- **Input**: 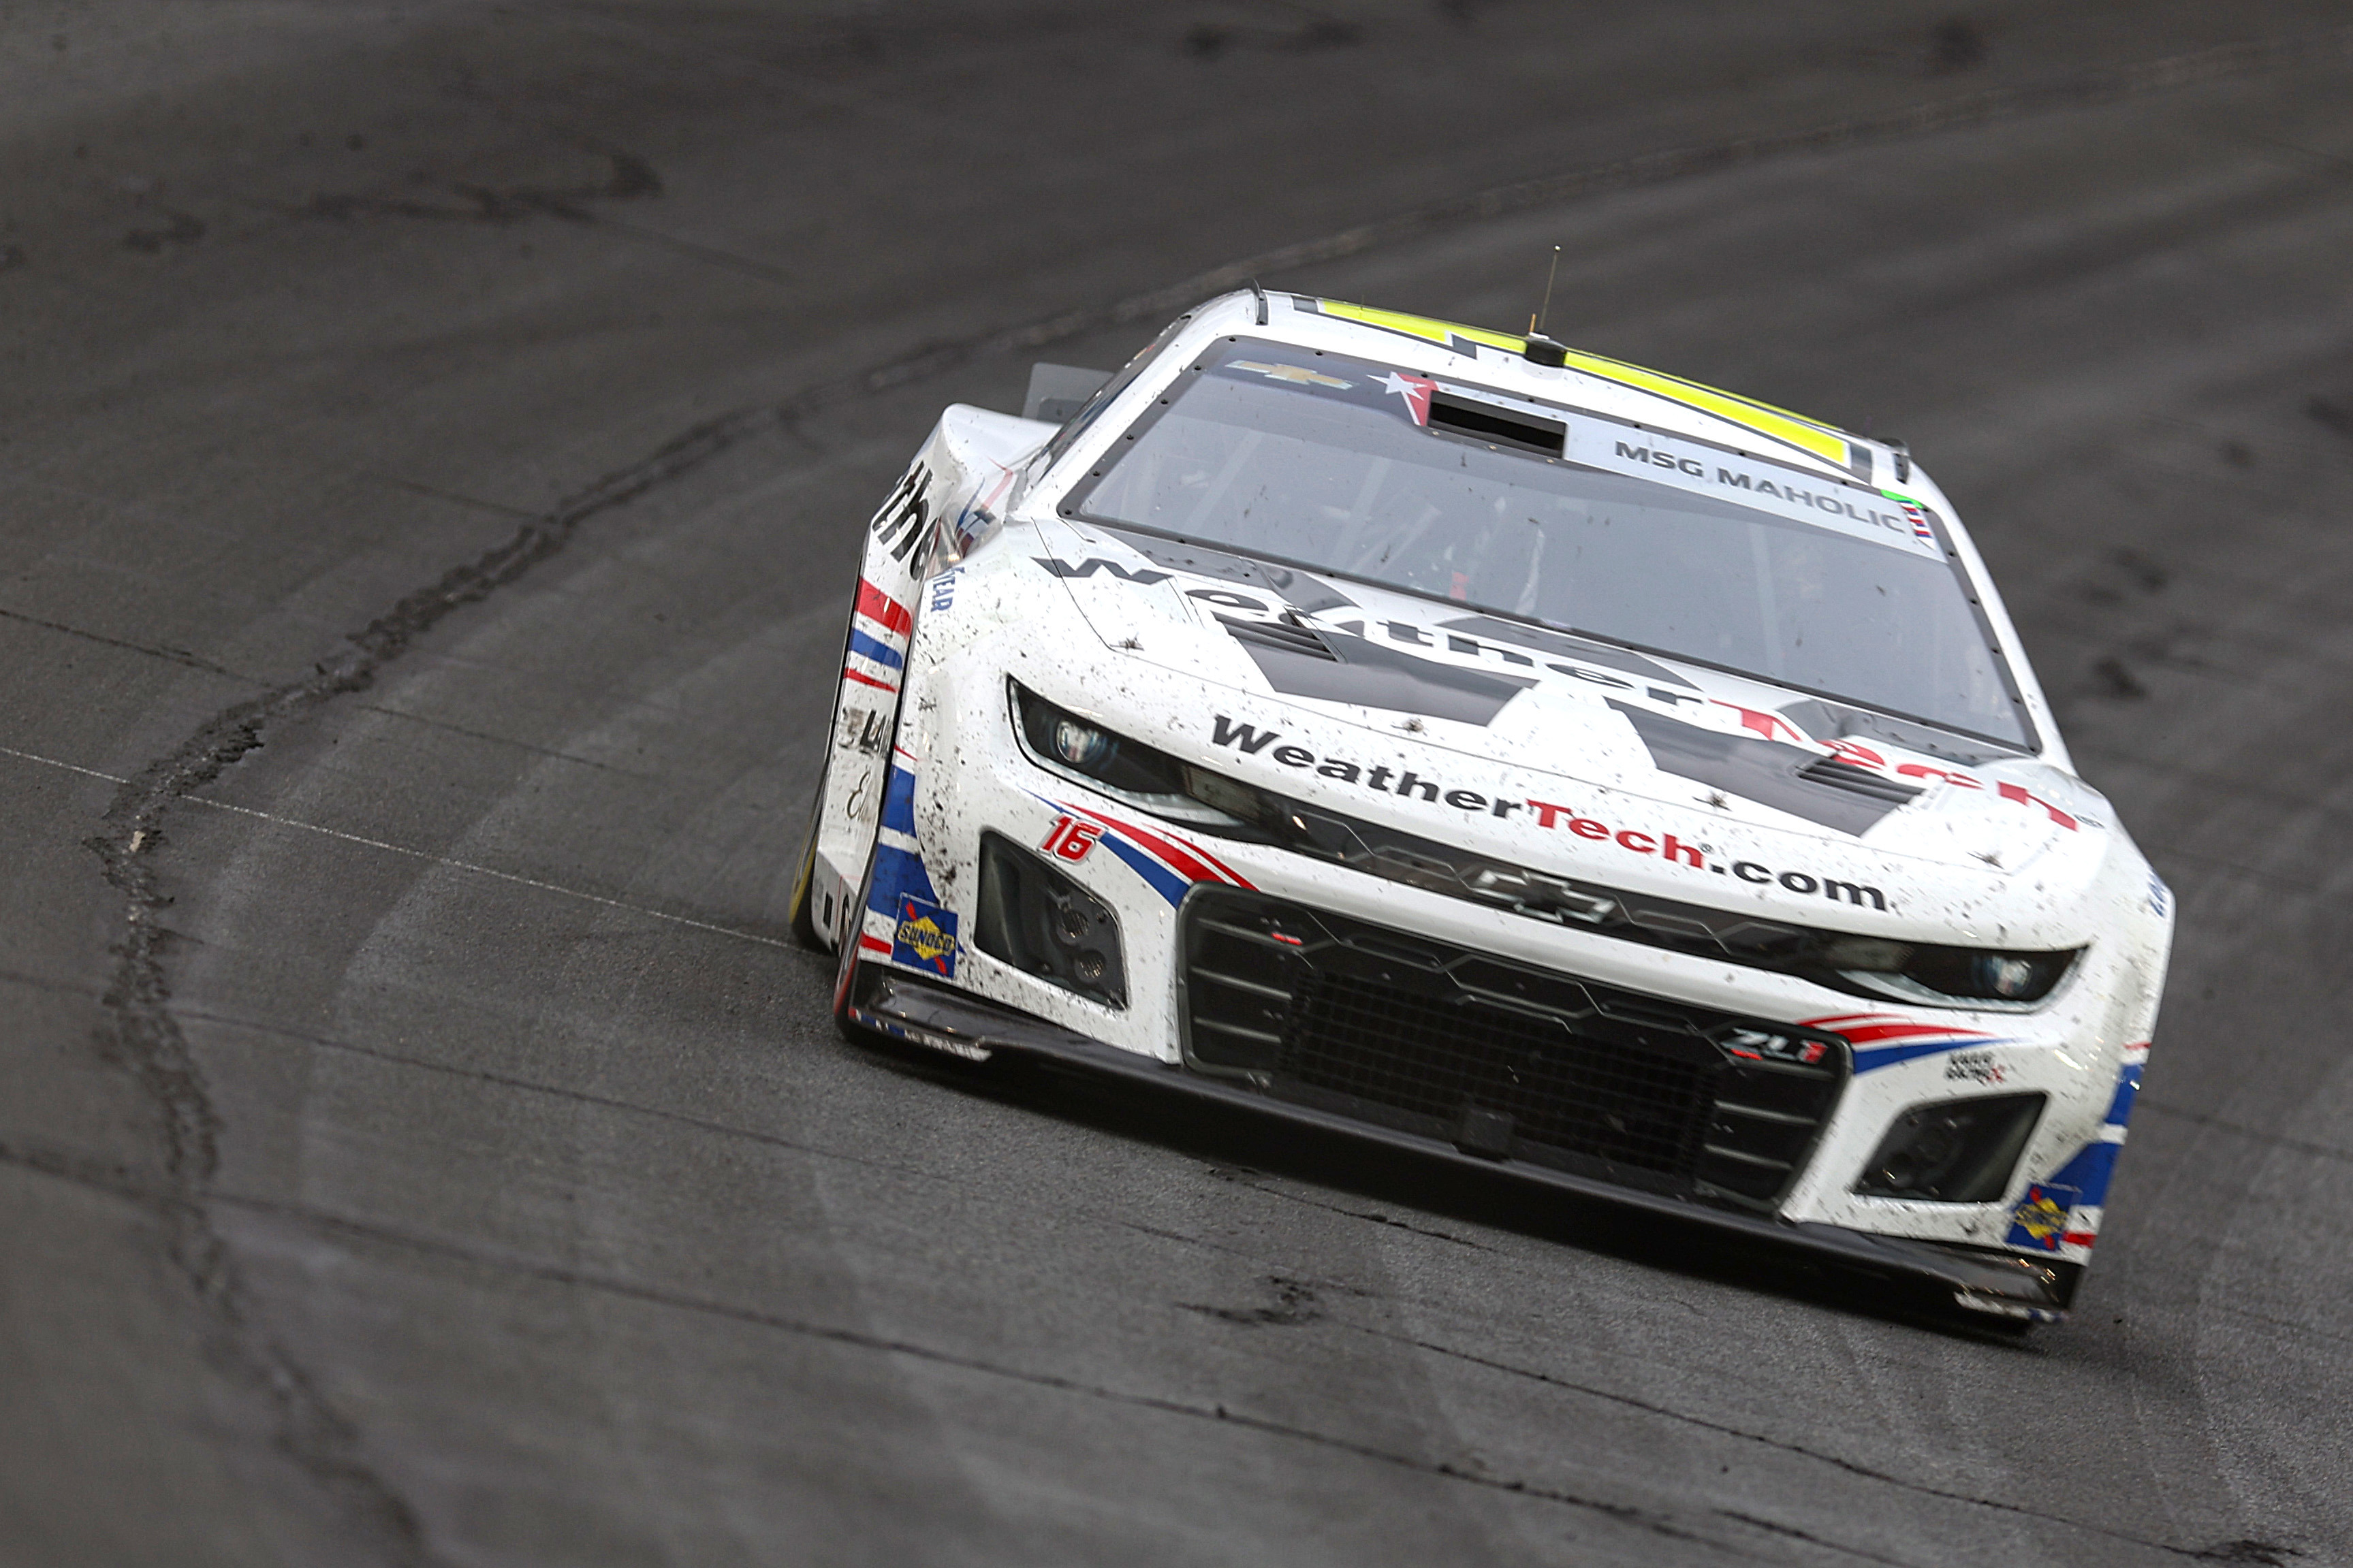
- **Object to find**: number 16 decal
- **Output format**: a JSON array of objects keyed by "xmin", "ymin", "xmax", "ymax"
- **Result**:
[{"xmin": 1041, "ymin": 814, "xmax": 1102, "ymax": 863}]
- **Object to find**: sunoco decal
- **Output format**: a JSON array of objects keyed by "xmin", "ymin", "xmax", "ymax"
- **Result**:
[
  {"xmin": 2002, "ymin": 1042, "xmax": 2147, "ymax": 1254},
  {"xmin": 892, "ymin": 895, "xmax": 960, "ymax": 978},
  {"xmin": 2006, "ymin": 1183, "xmax": 2081, "ymax": 1252}
]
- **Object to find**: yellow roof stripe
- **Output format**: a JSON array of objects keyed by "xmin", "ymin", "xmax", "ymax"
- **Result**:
[
  {"xmin": 1552, "ymin": 348, "xmax": 1853, "ymax": 471},
  {"xmin": 1315, "ymin": 300, "xmax": 1530, "ymax": 356},
  {"xmin": 1309, "ymin": 299, "xmax": 1857, "ymax": 473}
]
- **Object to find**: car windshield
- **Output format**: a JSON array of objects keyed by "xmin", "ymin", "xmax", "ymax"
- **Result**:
[{"xmin": 1071, "ymin": 342, "xmax": 2029, "ymax": 747}]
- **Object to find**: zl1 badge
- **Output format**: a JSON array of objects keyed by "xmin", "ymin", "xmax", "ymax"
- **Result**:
[{"xmin": 892, "ymin": 896, "xmax": 960, "ymax": 978}]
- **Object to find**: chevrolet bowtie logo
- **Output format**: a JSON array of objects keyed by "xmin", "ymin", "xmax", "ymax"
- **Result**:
[{"xmin": 1231, "ymin": 360, "xmax": 1352, "ymax": 389}]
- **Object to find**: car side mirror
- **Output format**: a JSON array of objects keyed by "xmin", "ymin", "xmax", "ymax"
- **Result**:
[{"xmin": 1023, "ymin": 362, "xmax": 1111, "ymax": 424}]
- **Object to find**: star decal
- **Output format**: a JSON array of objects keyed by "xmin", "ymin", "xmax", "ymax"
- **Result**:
[{"xmin": 1377, "ymin": 370, "xmax": 1435, "ymax": 426}]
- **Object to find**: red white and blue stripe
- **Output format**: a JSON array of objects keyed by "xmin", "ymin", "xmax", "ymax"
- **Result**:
[
  {"xmin": 1035, "ymin": 794, "xmax": 1254, "ymax": 906},
  {"xmin": 2016, "ymin": 1040, "xmax": 2148, "ymax": 1253},
  {"xmin": 844, "ymin": 577, "xmax": 912, "ymax": 694},
  {"xmin": 860, "ymin": 745, "xmax": 936, "ymax": 956},
  {"xmin": 1800, "ymin": 1012, "xmax": 2008, "ymax": 1072}
]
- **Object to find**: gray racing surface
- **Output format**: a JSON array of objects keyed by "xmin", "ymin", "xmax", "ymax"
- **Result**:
[{"xmin": 5, "ymin": 3, "xmax": 2352, "ymax": 1563}]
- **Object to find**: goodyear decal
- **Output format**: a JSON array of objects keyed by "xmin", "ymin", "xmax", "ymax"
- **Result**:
[
  {"xmin": 891, "ymin": 895, "xmax": 960, "ymax": 978},
  {"xmin": 1799, "ymin": 1013, "xmax": 2007, "ymax": 1072},
  {"xmin": 1304, "ymin": 298, "xmax": 1865, "ymax": 478}
]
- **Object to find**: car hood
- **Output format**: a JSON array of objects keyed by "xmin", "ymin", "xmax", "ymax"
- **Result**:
[{"xmin": 999, "ymin": 515, "xmax": 2115, "ymax": 941}]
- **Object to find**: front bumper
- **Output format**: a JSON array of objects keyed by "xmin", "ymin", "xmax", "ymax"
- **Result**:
[
  {"xmin": 847, "ymin": 961, "xmax": 2081, "ymax": 1324},
  {"xmin": 852, "ymin": 638, "xmax": 2150, "ymax": 1302}
]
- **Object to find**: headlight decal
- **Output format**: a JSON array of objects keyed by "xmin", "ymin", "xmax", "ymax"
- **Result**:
[
  {"xmin": 1028, "ymin": 793, "xmax": 1254, "ymax": 907},
  {"xmin": 1799, "ymin": 1012, "xmax": 2009, "ymax": 1072}
]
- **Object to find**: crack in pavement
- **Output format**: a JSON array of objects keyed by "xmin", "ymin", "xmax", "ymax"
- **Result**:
[
  {"xmin": 1716, "ymin": 1509, "xmax": 1919, "ymax": 1567},
  {"xmin": 1180, "ymin": 1275, "xmax": 1327, "ymax": 1328},
  {"xmin": 65, "ymin": 23, "xmax": 2353, "ymax": 1555},
  {"xmin": 78, "ymin": 409, "xmax": 766, "ymax": 1565},
  {"xmin": 280, "ymin": 140, "xmax": 807, "ymax": 289},
  {"xmin": 5, "ymin": 739, "xmax": 790, "ymax": 950},
  {"xmin": 283, "ymin": 146, "xmax": 661, "ymax": 227},
  {"xmin": 348, "ymin": 703, "xmax": 663, "ymax": 779}
]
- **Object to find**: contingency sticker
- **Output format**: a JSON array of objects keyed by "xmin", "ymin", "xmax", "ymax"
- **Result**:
[
  {"xmin": 2006, "ymin": 1182, "xmax": 2081, "ymax": 1252},
  {"xmin": 892, "ymin": 895, "xmax": 960, "ymax": 978}
]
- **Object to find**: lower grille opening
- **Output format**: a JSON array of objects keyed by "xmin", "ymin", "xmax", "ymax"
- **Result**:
[
  {"xmin": 1286, "ymin": 973, "xmax": 1712, "ymax": 1177},
  {"xmin": 1180, "ymin": 890, "xmax": 1849, "ymax": 1210}
]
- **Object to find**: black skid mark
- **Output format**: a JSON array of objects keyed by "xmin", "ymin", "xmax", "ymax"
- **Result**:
[
  {"xmin": 1182, "ymin": 1275, "xmax": 1324, "ymax": 1327},
  {"xmin": 124, "ymin": 210, "xmax": 207, "ymax": 253},
  {"xmin": 2309, "ymin": 396, "xmax": 2353, "ymax": 443},
  {"xmin": 289, "ymin": 147, "xmax": 662, "ymax": 227}
]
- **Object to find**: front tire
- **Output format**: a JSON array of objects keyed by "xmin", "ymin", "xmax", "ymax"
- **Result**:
[
  {"xmin": 785, "ymin": 780, "xmax": 830, "ymax": 952},
  {"xmin": 831, "ymin": 842, "xmax": 889, "ymax": 1046}
]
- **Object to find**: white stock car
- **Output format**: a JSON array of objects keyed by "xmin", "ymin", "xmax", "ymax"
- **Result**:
[{"xmin": 788, "ymin": 289, "xmax": 2171, "ymax": 1325}]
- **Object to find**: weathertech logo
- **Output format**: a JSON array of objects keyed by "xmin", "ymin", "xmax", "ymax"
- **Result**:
[{"xmin": 1210, "ymin": 714, "xmax": 1889, "ymax": 910}]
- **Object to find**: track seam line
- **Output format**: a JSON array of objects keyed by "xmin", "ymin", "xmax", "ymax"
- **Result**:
[
  {"xmin": 1, "ymin": 743, "xmax": 790, "ymax": 950},
  {"xmin": 1338, "ymin": 1322, "xmax": 2237, "ymax": 1559},
  {"xmin": 196, "ymin": 1189, "xmax": 1756, "ymax": 1556},
  {"xmin": 168, "ymin": 1008, "xmax": 1434, "ymax": 1298},
  {"xmin": 193, "ymin": 1187, "xmax": 2243, "ymax": 1565}
]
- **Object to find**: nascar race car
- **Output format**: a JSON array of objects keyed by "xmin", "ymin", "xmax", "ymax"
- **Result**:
[{"xmin": 789, "ymin": 289, "xmax": 2170, "ymax": 1324}]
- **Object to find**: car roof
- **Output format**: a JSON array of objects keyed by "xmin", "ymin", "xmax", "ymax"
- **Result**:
[{"xmin": 1226, "ymin": 292, "xmax": 1901, "ymax": 492}]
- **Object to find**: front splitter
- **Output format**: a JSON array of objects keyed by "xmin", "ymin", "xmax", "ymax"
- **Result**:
[{"xmin": 846, "ymin": 963, "xmax": 2079, "ymax": 1324}]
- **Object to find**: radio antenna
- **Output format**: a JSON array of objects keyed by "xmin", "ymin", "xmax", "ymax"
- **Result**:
[{"xmin": 1534, "ymin": 245, "xmax": 1562, "ymax": 336}]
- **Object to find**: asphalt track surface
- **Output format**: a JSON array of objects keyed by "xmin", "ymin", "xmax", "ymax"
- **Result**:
[{"xmin": 6, "ymin": 4, "xmax": 2353, "ymax": 1563}]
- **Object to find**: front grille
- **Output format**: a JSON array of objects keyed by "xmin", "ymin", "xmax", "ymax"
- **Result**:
[{"xmin": 1180, "ymin": 890, "xmax": 1849, "ymax": 1210}]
